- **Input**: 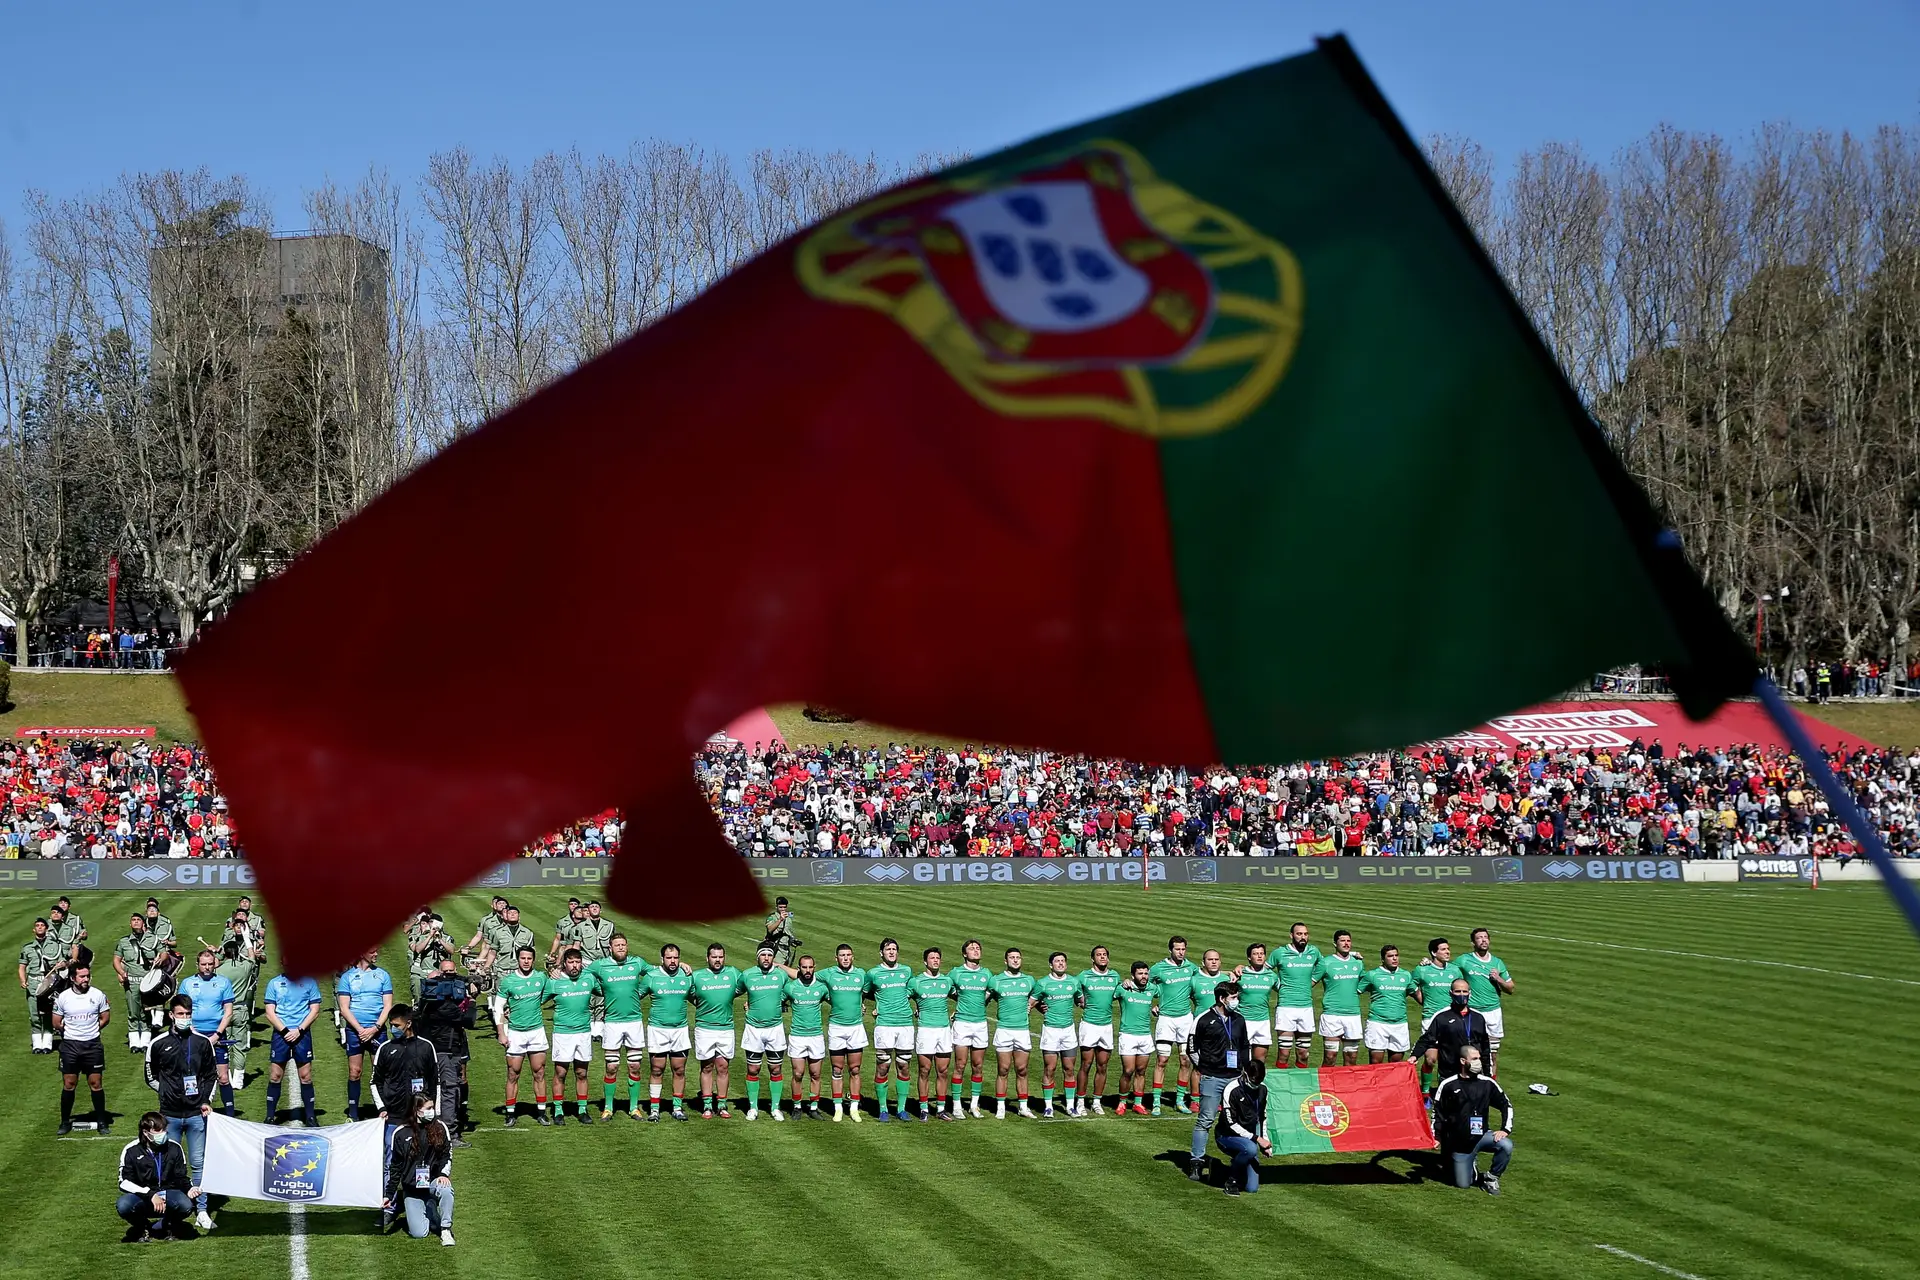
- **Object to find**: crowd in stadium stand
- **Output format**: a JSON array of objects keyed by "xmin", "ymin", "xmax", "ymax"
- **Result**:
[{"xmin": 4, "ymin": 727, "xmax": 1916, "ymax": 863}]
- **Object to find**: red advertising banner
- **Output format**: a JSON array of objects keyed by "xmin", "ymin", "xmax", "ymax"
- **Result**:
[
  {"xmin": 13, "ymin": 726, "xmax": 158, "ymax": 739},
  {"xmin": 1419, "ymin": 700, "xmax": 1873, "ymax": 755}
]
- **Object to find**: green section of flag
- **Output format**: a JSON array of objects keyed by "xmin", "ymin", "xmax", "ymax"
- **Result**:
[{"xmin": 1266, "ymin": 1067, "xmax": 1338, "ymax": 1155}]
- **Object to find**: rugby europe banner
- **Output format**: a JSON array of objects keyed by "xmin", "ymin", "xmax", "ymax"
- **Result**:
[
  {"xmin": 175, "ymin": 35, "xmax": 1752, "ymax": 974},
  {"xmin": 1266, "ymin": 1061, "xmax": 1432, "ymax": 1155},
  {"xmin": 200, "ymin": 1114, "xmax": 385, "ymax": 1208}
]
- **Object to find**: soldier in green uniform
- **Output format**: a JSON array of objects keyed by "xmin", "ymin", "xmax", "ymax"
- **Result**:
[
  {"xmin": 216, "ymin": 937, "xmax": 261, "ymax": 1090},
  {"xmin": 47, "ymin": 903, "xmax": 87, "ymax": 970},
  {"xmin": 548, "ymin": 901, "xmax": 586, "ymax": 967},
  {"xmin": 18, "ymin": 918, "xmax": 64, "ymax": 1053},
  {"xmin": 112, "ymin": 912, "xmax": 167, "ymax": 1052},
  {"xmin": 760, "ymin": 897, "xmax": 800, "ymax": 967},
  {"xmin": 574, "ymin": 902, "xmax": 615, "ymax": 1038},
  {"xmin": 408, "ymin": 915, "xmax": 456, "ymax": 1004}
]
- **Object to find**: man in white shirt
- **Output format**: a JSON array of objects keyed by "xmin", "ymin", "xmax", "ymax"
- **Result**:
[{"xmin": 53, "ymin": 964, "xmax": 113, "ymax": 1135}]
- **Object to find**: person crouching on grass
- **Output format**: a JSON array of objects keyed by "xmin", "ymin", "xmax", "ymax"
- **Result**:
[{"xmin": 383, "ymin": 1092, "xmax": 455, "ymax": 1246}]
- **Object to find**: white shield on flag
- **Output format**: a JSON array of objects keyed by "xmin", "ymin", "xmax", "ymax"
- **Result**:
[
  {"xmin": 1312, "ymin": 1103, "xmax": 1337, "ymax": 1129},
  {"xmin": 944, "ymin": 182, "xmax": 1151, "ymax": 334}
]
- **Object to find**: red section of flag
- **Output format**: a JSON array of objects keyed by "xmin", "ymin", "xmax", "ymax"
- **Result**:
[
  {"xmin": 1318, "ymin": 1061, "xmax": 1432, "ymax": 1153},
  {"xmin": 174, "ymin": 250, "xmax": 1216, "ymax": 976}
]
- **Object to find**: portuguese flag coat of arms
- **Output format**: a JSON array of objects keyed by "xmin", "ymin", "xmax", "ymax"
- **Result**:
[
  {"xmin": 1268, "ymin": 1061, "xmax": 1433, "ymax": 1155},
  {"xmin": 176, "ymin": 37, "xmax": 1752, "ymax": 973}
]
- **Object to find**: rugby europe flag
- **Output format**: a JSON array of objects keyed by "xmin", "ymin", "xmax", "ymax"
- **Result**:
[
  {"xmin": 1267, "ymin": 1061, "xmax": 1433, "ymax": 1155},
  {"xmin": 175, "ymin": 36, "xmax": 1752, "ymax": 973},
  {"xmin": 199, "ymin": 1114, "xmax": 386, "ymax": 1208}
]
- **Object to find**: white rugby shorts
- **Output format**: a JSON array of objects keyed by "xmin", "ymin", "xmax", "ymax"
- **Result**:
[
  {"xmin": 551, "ymin": 1031, "xmax": 592, "ymax": 1063},
  {"xmin": 1363, "ymin": 1020, "xmax": 1410, "ymax": 1053},
  {"xmin": 914, "ymin": 1026, "xmax": 954, "ymax": 1056},
  {"xmin": 1118, "ymin": 1032, "xmax": 1155, "ymax": 1058},
  {"xmin": 694, "ymin": 1027, "xmax": 736, "ymax": 1060},
  {"xmin": 952, "ymin": 1020, "xmax": 989, "ymax": 1049},
  {"xmin": 1245, "ymin": 1021, "xmax": 1272, "ymax": 1047},
  {"xmin": 647, "ymin": 1025, "xmax": 691, "ymax": 1055},
  {"xmin": 873, "ymin": 1025, "xmax": 914, "ymax": 1053},
  {"xmin": 1077, "ymin": 1023, "xmax": 1114, "ymax": 1051},
  {"xmin": 503, "ymin": 1027, "xmax": 548, "ymax": 1057},
  {"xmin": 1038, "ymin": 1025, "xmax": 1079, "ymax": 1054},
  {"xmin": 992, "ymin": 1026, "xmax": 1032, "ymax": 1053},
  {"xmin": 1153, "ymin": 1013, "xmax": 1194, "ymax": 1046},
  {"xmin": 741, "ymin": 1024, "xmax": 787, "ymax": 1055},
  {"xmin": 1480, "ymin": 1008, "xmax": 1505, "ymax": 1041},
  {"xmin": 827, "ymin": 1024, "xmax": 868, "ymax": 1053},
  {"xmin": 788, "ymin": 1034, "xmax": 826, "ymax": 1061},
  {"xmin": 1318, "ymin": 1013, "xmax": 1363, "ymax": 1041},
  {"xmin": 601, "ymin": 1020, "xmax": 646, "ymax": 1051},
  {"xmin": 1274, "ymin": 1006, "xmax": 1314, "ymax": 1035}
]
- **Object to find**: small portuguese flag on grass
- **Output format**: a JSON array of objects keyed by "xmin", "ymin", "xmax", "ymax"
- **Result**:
[
  {"xmin": 177, "ymin": 36, "xmax": 1753, "ymax": 974},
  {"xmin": 1268, "ymin": 1061, "xmax": 1433, "ymax": 1155}
]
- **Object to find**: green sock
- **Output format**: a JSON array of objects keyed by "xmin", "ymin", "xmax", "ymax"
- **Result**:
[
  {"xmin": 971, "ymin": 1079, "xmax": 984, "ymax": 1099},
  {"xmin": 1134, "ymin": 1092, "xmax": 1145, "ymax": 1109},
  {"xmin": 1042, "ymin": 1087, "xmax": 1053, "ymax": 1105},
  {"xmin": 950, "ymin": 1080, "xmax": 962, "ymax": 1104},
  {"xmin": 748, "ymin": 1080, "xmax": 760, "ymax": 1107},
  {"xmin": 896, "ymin": 1079, "xmax": 910, "ymax": 1112},
  {"xmin": 703, "ymin": 1094, "xmax": 715, "ymax": 1113},
  {"xmin": 771, "ymin": 1079, "xmax": 784, "ymax": 1108},
  {"xmin": 1066, "ymin": 1086, "xmax": 1077, "ymax": 1107},
  {"xmin": 629, "ymin": 1079, "xmax": 642, "ymax": 1110},
  {"xmin": 1177, "ymin": 1087, "xmax": 1188, "ymax": 1107},
  {"xmin": 603, "ymin": 1082, "xmax": 615, "ymax": 1112}
]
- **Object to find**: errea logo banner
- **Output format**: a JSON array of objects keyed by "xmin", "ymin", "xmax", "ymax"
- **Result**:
[{"xmin": 1535, "ymin": 858, "xmax": 1683, "ymax": 882}]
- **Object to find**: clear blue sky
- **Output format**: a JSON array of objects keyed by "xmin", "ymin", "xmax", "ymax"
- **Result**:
[{"xmin": 2, "ymin": 0, "xmax": 1916, "ymax": 232}]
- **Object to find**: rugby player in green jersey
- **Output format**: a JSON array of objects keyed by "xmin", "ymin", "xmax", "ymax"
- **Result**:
[
  {"xmin": 1314, "ymin": 930, "xmax": 1366, "ymax": 1066},
  {"xmin": 908, "ymin": 948, "xmax": 956, "ymax": 1121},
  {"xmin": 989, "ymin": 948, "xmax": 1038, "ymax": 1118},
  {"xmin": 818, "ymin": 944, "xmax": 869, "ymax": 1122},
  {"xmin": 1457, "ymin": 928, "xmax": 1514, "ymax": 1076},
  {"xmin": 1235, "ymin": 943, "xmax": 1279, "ymax": 1065},
  {"xmin": 1075, "ymin": 946, "xmax": 1122, "ymax": 1116},
  {"xmin": 495, "ymin": 947, "xmax": 552, "ymax": 1127},
  {"xmin": 865, "ymin": 939, "xmax": 916, "ymax": 1121},
  {"xmin": 587, "ymin": 933, "xmax": 649, "ymax": 1120},
  {"xmin": 948, "ymin": 939, "xmax": 993, "ymax": 1118},
  {"xmin": 1034, "ymin": 952, "xmax": 1081, "ymax": 1118},
  {"xmin": 1359, "ymin": 944, "xmax": 1416, "ymax": 1063},
  {"xmin": 1113, "ymin": 961, "xmax": 1157, "ymax": 1115},
  {"xmin": 1148, "ymin": 936, "xmax": 1198, "ymax": 1114},
  {"xmin": 740, "ymin": 941, "xmax": 790, "ymax": 1120},
  {"xmin": 546, "ymin": 949, "xmax": 596, "ymax": 1124},
  {"xmin": 1410, "ymin": 938, "xmax": 1464, "ymax": 1034},
  {"xmin": 690, "ymin": 943, "xmax": 744, "ymax": 1117},
  {"xmin": 1273, "ymin": 922, "xmax": 1323, "ymax": 1068},
  {"xmin": 1189, "ymin": 949, "xmax": 1226, "ymax": 1019},
  {"xmin": 642, "ymin": 944, "xmax": 695, "ymax": 1121},
  {"xmin": 781, "ymin": 955, "xmax": 829, "ymax": 1117}
]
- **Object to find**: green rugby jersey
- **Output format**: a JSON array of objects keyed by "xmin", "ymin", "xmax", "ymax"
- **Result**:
[
  {"xmin": 819, "ymin": 965, "xmax": 868, "ymax": 1027},
  {"xmin": 1115, "ymin": 983, "xmax": 1156, "ymax": 1035},
  {"xmin": 740, "ymin": 965, "xmax": 789, "ymax": 1028},
  {"xmin": 1359, "ymin": 966, "xmax": 1415, "ymax": 1025},
  {"xmin": 1189, "ymin": 969, "xmax": 1226, "ymax": 1015},
  {"xmin": 587, "ymin": 955, "xmax": 649, "ymax": 1022},
  {"xmin": 950, "ymin": 965, "xmax": 993, "ymax": 1022},
  {"xmin": 1148, "ymin": 958, "xmax": 1197, "ymax": 1016},
  {"xmin": 498, "ymin": 969, "xmax": 549, "ymax": 1033},
  {"xmin": 1076, "ymin": 968, "xmax": 1122, "ymax": 1026},
  {"xmin": 1315, "ymin": 952, "xmax": 1365, "ymax": 1016},
  {"xmin": 909, "ymin": 972, "xmax": 955, "ymax": 1027},
  {"xmin": 1034, "ymin": 973, "xmax": 1080, "ymax": 1029},
  {"xmin": 865, "ymin": 962, "xmax": 915, "ymax": 1028},
  {"xmin": 785, "ymin": 975, "xmax": 829, "ymax": 1035},
  {"xmin": 690, "ymin": 965, "xmax": 744, "ymax": 1030},
  {"xmin": 1410, "ymin": 960, "xmax": 1463, "ymax": 1014},
  {"xmin": 1274, "ymin": 943, "xmax": 1322, "ymax": 1008},
  {"xmin": 989, "ymin": 970, "xmax": 1036, "ymax": 1029},
  {"xmin": 1456, "ymin": 952, "xmax": 1509, "ymax": 1011},
  {"xmin": 1236, "ymin": 964, "xmax": 1279, "ymax": 1021},
  {"xmin": 547, "ymin": 970, "xmax": 595, "ymax": 1034},
  {"xmin": 643, "ymin": 965, "xmax": 695, "ymax": 1025}
]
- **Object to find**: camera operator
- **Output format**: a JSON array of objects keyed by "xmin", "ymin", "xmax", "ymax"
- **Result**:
[{"xmin": 417, "ymin": 956, "xmax": 478, "ymax": 1145}]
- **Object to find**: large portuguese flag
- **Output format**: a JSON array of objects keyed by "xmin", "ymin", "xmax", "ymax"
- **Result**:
[
  {"xmin": 1268, "ymin": 1062, "xmax": 1433, "ymax": 1155},
  {"xmin": 176, "ymin": 36, "xmax": 1752, "ymax": 973}
]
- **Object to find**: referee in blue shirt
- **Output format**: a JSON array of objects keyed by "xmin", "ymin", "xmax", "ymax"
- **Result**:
[
  {"xmin": 337, "ymin": 948, "xmax": 395, "ymax": 1121},
  {"xmin": 264, "ymin": 971, "xmax": 323, "ymax": 1126},
  {"xmin": 175, "ymin": 950, "xmax": 236, "ymax": 1116}
]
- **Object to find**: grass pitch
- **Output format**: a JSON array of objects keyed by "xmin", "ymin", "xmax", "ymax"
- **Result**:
[{"xmin": 1, "ymin": 881, "xmax": 1915, "ymax": 1279}]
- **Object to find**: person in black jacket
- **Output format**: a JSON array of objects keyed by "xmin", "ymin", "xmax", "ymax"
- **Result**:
[
  {"xmin": 1214, "ymin": 1060, "xmax": 1272, "ymax": 1196},
  {"xmin": 117, "ymin": 1110, "xmax": 199, "ymax": 1242},
  {"xmin": 1408, "ymin": 979, "xmax": 1492, "ymax": 1082},
  {"xmin": 417, "ymin": 958, "xmax": 478, "ymax": 1144},
  {"xmin": 1432, "ymin": 1045, "xmax": 1515, "ymax": 1194},
  {"xmin": 383, "ymin": 1092, "xmax": 456, "ymax": 1246},
  {"xmin": 144, "ymin": 993, "xmax": 217, "ymax": 1230},
  {"xmin": 1185, "ymin": 981, "xmax": 1250, "ymax": 1181},
  {"xmin": 370, "ymin": 1004, "xmax": 440, "ymax": 1150}
]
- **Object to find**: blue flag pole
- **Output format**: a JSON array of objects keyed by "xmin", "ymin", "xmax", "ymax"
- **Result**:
[{"xmin": 1752, "ymin": 675, "xmax": 1920, "ymax": 939}]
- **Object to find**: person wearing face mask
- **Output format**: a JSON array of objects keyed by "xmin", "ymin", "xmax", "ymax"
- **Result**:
[
  {"xmin": 144, "ymin": 993, "xmax": 219, "ymax": 1231},
  {"xmin": 1185, "ymin": 980, "xmax": 1250, "ymax": 1183},
  {"xmin": 1431, "ymin": 1045, "xmax": 1515, "ymax": 1194},
  {"xmin": 382, "ymin": 1092, "xmax": 456, "ymax": 1246},
  {"xmin": 1408, "ymin": 979, "xmax": 1493, "ymax": 1089},
  {"xmin": 116, "ymin": 1110, "xmax": 200, "ymax": 1242},
  {"xmin": 1213, "ymin": 1059, "xmax": 1273, "ymax": 1196},
  {"xmin": 371, "ymin": 1004, "xmax": 441, "ymax": 1152}
]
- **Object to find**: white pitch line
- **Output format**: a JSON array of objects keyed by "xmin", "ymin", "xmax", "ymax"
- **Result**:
[
  {"xmin": 1187, "ymin": 889, "xmax": 1920, "ymax": 987},
  {"xmin": 288, "ymin": 1204, "xmax": 309, "ymax": 1280},
  {"xmin": 1593, "ymin": 1243, "xmax": 1705, "ymax": 1279}
]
